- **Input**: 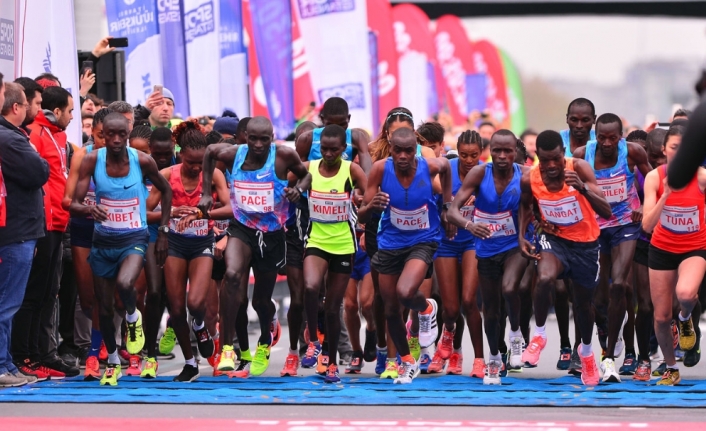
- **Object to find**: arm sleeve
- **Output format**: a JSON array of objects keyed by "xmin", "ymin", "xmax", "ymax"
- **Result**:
[
  {"xmin": 0, "ymin": 138, "xmax": 50, "ymax": 190},
  {"xmin": 667, "ymin": 100, "xmax": 706, "ymax": 189}
]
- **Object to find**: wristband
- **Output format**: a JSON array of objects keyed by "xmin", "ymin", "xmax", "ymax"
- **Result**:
[{"xmin": 464, "ymin": 221, "xmax": 472, "ymax": 231}]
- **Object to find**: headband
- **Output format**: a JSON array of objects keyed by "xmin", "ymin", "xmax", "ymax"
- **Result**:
[{"xmin": 386, "ymin": 111, "xmax": 413, "ymax": 122}]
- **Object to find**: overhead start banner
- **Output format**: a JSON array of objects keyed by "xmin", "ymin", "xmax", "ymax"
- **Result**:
[
  {"xmin": 367, "ymin": 0, "xmax": 399, "ymax": 128},
  {"xmin": 241, "ymin": 0, "xmax": 268, "ymax": 118},
  {"xmin": 499, "ymin": 48, "xmax": 526, "ymax": 134},
  {"xmin": 434, "ymin": 14, "xmax": 474, "ymax": 125},
  {"xmin": 157, "ymin": 0, "xmax": 190, "ymax": 118},
  {"xmin": 17, "ymin": 0, "xmax": 81, "ymax": 144},
  {"xmin": 219, "ymin": 0, "xmax": 248, "ymax": 117},
  {"xmin": 105, "ymin": 0, "xmax": 163, "ymax": 108},
  {"xmin": 391, "ymin": 3, "xmax": 442, "ymax": 123},
  {"xmin": 295, "ymin": 0, "xmax": 373, "ymax": 131},
  {"xmin": 291, "ymin": 0, "xmax": 316, "ymax": 119},
  {"xmin": 470, "ymin": 39, "xmax": 510, "ymax": 127},
  {"xmin": 250, "ymin": 0, "xmax": 295, "ymax": 139},
  {"xmin": 183, "ymin": 0, "xmax": 220, "ymax": 116}
]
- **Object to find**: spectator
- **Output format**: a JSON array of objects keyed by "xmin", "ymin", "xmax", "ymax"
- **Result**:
[
  {"xmin": 144, "ymin": 86, "xmax": 175, "ymax": 129},
  {"xmin": 107, "ymin": 101, "xmax": 135, "ymax": 132},
  {"xmin": 478, "ymin": 121, "xmax": 496, "ymax": 141},
  {"xmin": 213, "ymin": 110, "xmax": 239, "ymax": 140},
  {"xmin": 520, "ymin": 129, "xmax": 538, "ymax": 166},
  {"xmin": 13, "ymin": 77, "xmax": 43, "ymax": 128},
  {"xmin": 82, "ymin": 113, "xmax": 94, "ymax": 139},
  {"xmin": 13, "ymin": 86, "xmax": 79, "ymax": 380},
  {"xmin": 0, "ymin": 79, "xmax": 51, "ymax": 387}
]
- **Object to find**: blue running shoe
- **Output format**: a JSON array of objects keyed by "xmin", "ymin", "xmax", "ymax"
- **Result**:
[
  {"xmin": 419, "ymin": 352, "xmax": 432, "ymax": 374},
  {"xmin": 301, "ymin": 342, "xmax": 321, "ymax": 369},
  {"xmin": 499, "ymin": 352, "xmax": 508, "ymax": 377},
  {"xmin": 375, "ymin": 350, "xmax": 387, "ymax": 375}
]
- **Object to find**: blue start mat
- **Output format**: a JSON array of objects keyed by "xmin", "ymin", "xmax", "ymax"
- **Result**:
[{"xmin": 2, "ymin": 375, "xmax": 706, "ymax": 406}]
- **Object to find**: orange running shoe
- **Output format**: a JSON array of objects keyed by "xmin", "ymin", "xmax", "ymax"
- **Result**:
[
  {"xmin": 280, "ymin": 353, "xmax": 300, "ymax": 377},
  {"xmin": 84, "ymin": 356, "xmax": 101, "ymax": 381},
  {"xmin": 633, "ymin": 360, "xmax": 651, "ymax": 382},
  {"xmin": 437, "ymin": 326, "xmax": 455, "ymax": 360},
  {"xmin": 316, "ymin": 353, "xmax": 329, "ymax": 376},
  {"xmin": 521, "ymin": 335, "xmax": 548, "ymax": 367},
  {"xmin": 125, "ymin": 355, "xmax": 142, "ymax": 376},
  {"xmin": 99, "ymin": 342, "xmax": 108, "ymax": 362},
  {"xmin": 469, "ymin": 357, "xmax": 485, "ymax": 378},
  {"xmin": 446, "ymin": 352, "xmax": 464, "ymax": 375},
  {"xmin": 208, "ymin": 338, "xmax": 221, "ymax": 368},
  {"xmin": 427, "ymin": 350, "xmax": 446, "ymax": 374}
]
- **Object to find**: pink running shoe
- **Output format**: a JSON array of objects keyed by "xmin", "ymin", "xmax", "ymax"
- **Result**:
[
  {"xmin": 521, "ymin": 335, "xmax": 547, "ymax": 367},
  {"xmin": 437, "ymin": 326, "xmax": 455, "ymax": 360},
  {"xmin": 579, "ymin": 350, "xmax": 600, "ymax": 386},
  {"xmin": 427, "ymin": 350, "xmax": 446, "ymax": 374}
]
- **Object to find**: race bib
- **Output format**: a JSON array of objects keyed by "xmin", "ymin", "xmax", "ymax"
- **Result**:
[
  {"xmin": 214, "ymin": 219, "xmax": 230, "ymax": 231},
  {"xmin": 538, "ymin": 196, "xmax": 584, "ymax": 227},
  {"xmin": 169, "ymin": 217, "xmax": 209, "ymax": 236},
  {"xmin": 101, "ymin": 197, "xmax": 143, "ymax": 230},
  {"xmin": 597, "ymin": 175, "xmax": 627, "ymax": 204},
  {"xmin": 309, "ymin": 190, "xmax": 350, "ymax": 223},
  {"xmin": 661, "ymin": 205, "xmax": 700, "ymax": 234},
  {"xmin": 84, "ymin": 191, "xmax": 96, "ymax": 207},
  {"xmin": 473, "ymin": 209, "xmax": 516, "ymax": 238},
  {"xmin": 233, "ymin": 181, "xmax": 274, "ymax": 213},
  {"xmin": 461, "ymin": 205, "xmax": 475, "ymax": 221},
  {"xmin": 390, "ymin": 205, "xmax": 430, "ymax": 231}
]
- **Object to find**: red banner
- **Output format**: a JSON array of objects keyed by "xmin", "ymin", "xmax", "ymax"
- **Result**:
[
  {"xmin": 242, "ymin": 0, "xmax": 269, "ymax": 118},
  {"xmin": 470, "ymin": 39, "xmax": 511, "ymax": 128},
  {"xmin": 367, "ymin": 0, "xmax": 400, "ymax": 127},
  {"xmin": 291, "ymin": 0, "xmax": 316, "ymax": 122},
  {"xmin": 434, "ymin": 14, "xmax": 474, "ymax": 125}
]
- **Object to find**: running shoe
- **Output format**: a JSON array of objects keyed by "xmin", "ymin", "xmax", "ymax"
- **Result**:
[
  {"xmin": 671, "ymin": 320, "xmax": 679, "ymax": 350},
  {"xmin": 556, "ymin": 347, "xmax": 572, "ymax": 370},
  {"xmin": 469, "ymin": 357, "xmax": 485, "ymax": 378},
  {"xmin": 656, "ymin": 367, "xmax": 681, "ymax": 386},
  {"xmin": 281, "ymin": 353, "xmax": 300, "ymax": 377},
  {"xmin": 427, "ymin": 350, "xmax": 446, "ymax": 374},
  {"xmin": 500, "ymin": 353, "xmax": 508, "ymax": 377},
  {"xmin": 324, "ymin": 364, "xmax": 341, "ymax": 384},
  {"xmin": 118, "ymin": 348, "xmax": 130, "ymax": 366},
  {"xmin": 208, "ymin": 337, "xmax": 221, "ymax": 368},
  {"xmin": 13, "ymin": 371, "xmax": 36, "ymax": 384},
  {"xmin": 579, "ymin": 351, "xmax": 599, "ymax": 386},
  {"xmin": 437, "ymin": 326, "xmax": 455, "ymax": 360},
  {"xmin": 140, "ymin": 357, "xmax": 158, "ymax": 379},
  {"xmin": 36, "ymin": 363, "xmax": 65, "ymax": 379},
  {"xmin": 99, "ymin": 342, "xmax": 108, "ymax": 362},
  {"xmin": 509, "ymin": 336, "xmax": 524, "ymax": 370},
  {"xmin": 483, "ymin": 360, "xmax": 502, "ymax": 385},
  {"xmin": 522, "ymin": 335, "xmax": 547, "ymax": 367},
  {"xmin": 363, "ymin": 330, "xmax": 377, "ymax": 363},
  {"xmin": 231, "ymin": 359, "xmax": 252, "ymax": 378},
  {"xmin": 678, "ymin": 317, "xmax": 697, "ymax": 351},
  {"xmin": 84, "ymin": 356, "xmax": 101, "ymax": 381},
  {"xmin": 42, "ymin": 358, "xmax": 80, "ymax": 377},
  {"xmin": 345, "ymin": 351, "xmax": 364, "ymax": 374},
  {"xmin": 173, "ymin": 364, "xmax": 199, "ymax": 382},
  {"xmin": 447, "ymin": 352, "xmax": 464, "ymax": 375},
  {"xmin": 418, "ymin": 299, "xmax": 439, "ymax": 348},
  {"xmin": 394, "ymin": 360, "xmax": 419, "ymax": 384},
  {"xmin": 675, "ymin": 348, "xmax": 685, "ymax": 362},
  {"xmin": 408, "ymin": 337, "xmax": 421, "ymax": 362},
  {"xmin": 633, "ymin": 360, "xmax": 651, "ymax": 381},
  {"xmin": 601, "ymin": 358, "xmax": 621, "ymax": 383},
  {"xmin": 125, "ymin": 355, "xmax": 142, "ymax": 376},
  {"xmin": 194, "ymin": 326, "xmax": 215, "ymax": 359},
  {"xmin": 619, "ymin": 353, "xmax": 637, "ymax": 375},
  {"xmin": 250, "ymin": 344, "xmax": 271, "ymax": 377},
  {"xmin": 568, "ymin": 348, "xmax": 582, "ymax": 376},
  {"xmin": 316, "ymin": 353, "xmax": 329, "ymax": 376},
  {"xmin": 380, "ymin": 360, "xmax": 398, "ymax": 379},
  {"xmin": 419, "ymin": 352, "xmax": 432, "ymax": 374},
  {"xmin": 375, "ymin": 350, "xmax": 387, "ymax": 375},
  {"xmin": 652, "ymin": 361, "xmax": 667, "ymax": 377},
  {"xmin": 126, "ymin": 311, "xmax": 145, "ymax": 355},
  {"xmin": 301, "ymin": 342, "xmax": 321, "ymax": 369},
  {"xmin": 684, "ymin": 337, "xmax": 701, "ymax": 367},
  {"xmin": 217, "ymin": 345, "xmax": 236, "ymax": 372},
  {"xmin": 614, "ymin": 312, "xmax": 628, "ymax": 358},
  {"xmin": 159, "ymin": 326, "xmax": 177, "ymax": 355},
  {"xmin": 270, "ymin": 303, "xmax": 281, "ymax": 347},
  {"xmin": 99, "ymin": 364, "xmax": 121, "ymax": 386}
]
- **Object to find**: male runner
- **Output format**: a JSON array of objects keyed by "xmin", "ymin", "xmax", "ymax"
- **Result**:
[
  {"xmin": 573, "ymin": 114, "xmax": 651, "ymax": 382},
  {"xmin": 358, "ymin": 127, "xmax": 452, "ymax": 384},
  {"xmin": 198, "ymin": 117, "xmax": 311, "ymax": 377},
  {"xmin": 70, "ymin": 113, "xmax": 172, "ymax": 386},
  {"xmin": 519, "ymin": 130, "xmax": 612, "ymax": 386},
  {"xmin": 447, "ymin": 130, "xmax": 529, "ymax": 385},
  {"xmin": 561, "ymin": 98, "xmax": 597, "ymax": 156}
]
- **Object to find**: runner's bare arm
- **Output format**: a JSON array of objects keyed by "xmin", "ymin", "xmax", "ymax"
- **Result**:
[
  {"xmin": 571, "ymin": 158, "xmax": 612, "ymax": 220},
  {"xmin": 140, "ymin": 153, "xmax": 172, "ymax": 266},
  {"xmin": 352, "ymin": 129, "xmax": 372, "ymax": 174},
  {"xmin": 287, "ymin": 161, "xmax": 310, "ymax": 186},
  {"xmin": 446, "ymin": 164, "xmax": 489, "ymax": 239},
  {"xmin": 571, "ymin": 146, "xmax": 586, "ymax": 160},
  {"xmin": 641, "ymin": 169, "xmax": 666, "ymax": 233},
  {"xmin": 199, "ymin": 143, "xmax": 238, "ymax": 214},
  {"xmin": 279, "ymin": 145, "xmax": 311, "ymax": 203},
  {"xmin": 145, "ymin": 167, "xmax": 170, "ymax": 224},
  {"xmin": 350, "ymin": 162, "xmax": 368, "ymax": 201},
  {"xmin": 628, "ymin": 142, "xmax": 653, "ymax": 178},
  {"xmin": 420, "ymin": 145, "xmax": 443, "ymax": 194},
  {"xmin": 69, "ymin": 151, "xmax": 102, "ymax": 220},
  {"xmin": 63, "ymin": 147, "xmax": 86, "ymax": 210},
  {"xmin": 358, "ymin": 160, "xmax": 387, "ymax": 224},
  {"xmin": 206, "ymin": 169, "xmax": 233, "ymax": 220},
  {"xmin": 518, "ymin": 170, "xmax": 538, "ymax": 260},
  {"xmin": 295, "ymin": 130, "xmax": 313, "ymax": 162}
]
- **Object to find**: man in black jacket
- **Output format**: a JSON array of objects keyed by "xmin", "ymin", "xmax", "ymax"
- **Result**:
[{"xmin": 0, "ymin": 79, "xmax": 50, "ymax": 387}]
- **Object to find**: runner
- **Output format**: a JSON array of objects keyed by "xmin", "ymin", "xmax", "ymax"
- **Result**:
[
  {"xmin": 69, "ymin": 113, "xmax": 172, "ymax": 386},
  {"xmin": 572, "ymin": 114, "xmax": 651, "ymax": 382},
  {"xmin": 519, "ymin": 129, "xmax": 612, "ymax": 386},
  {"xmin": 146, "ymin": 120, "xmax": 231, "ymax": 382},
  {"xmin": 431, "ymin": 130, "xmax": 485, "ymax": 378},
  {"xmin": 302, "ymin": 124, "xmax": 367, "ymax": 383},
  {"xmin": 343, "ymin": 232, "xmax": 375, "ymax": 373},
  {"xmin": 561, "ymin": 98, "xmax": 597, "ymax": 156},
  {"xmin": 198, "ymin": 116, "xmax": 311, "ymax": 378},
  {"xmin": 359, "ymin": 127, "xmax": 452, "ymax": 384},
  {"xmin": 642, "ymin": 124, "xmax": 706, "ymax": 386},
  {"xmin": 447, "ymin": 130, "xmax": 529, "ymax": 385},
  {"xmin": 62, "ymin": 108, "xmax": 110, "ymax": 380}
]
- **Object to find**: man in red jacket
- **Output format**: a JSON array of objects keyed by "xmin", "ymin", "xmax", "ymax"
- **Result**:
[{"xmin": 12, "ymin": 85, "xmax": 78, "ymax": 379}]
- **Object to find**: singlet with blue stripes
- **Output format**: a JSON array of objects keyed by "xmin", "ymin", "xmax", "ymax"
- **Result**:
[
  {"xmin": 378, "ymin": 157, "xmax": 441, "ymax": 249},
  {"xmin": 443, "ymin": 158, "xmax": 475, "ymax": 245},
  {"xmin": 309, "ymin": 128, "xmax": 354, "ymax": 161},
  {"xmin": 473, "ymin": 163, "xmax": 522, "ymax": 258},
  {"xmin": 72, "ymin": 144, "xmax": 97, "ymax": 227},
  {"xmin": 561, "ymin": 129, "xmax": 596, "ymax": 157}
]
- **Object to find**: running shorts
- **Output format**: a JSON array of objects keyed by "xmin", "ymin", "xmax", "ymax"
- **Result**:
[
  {"xmin": 598, "ymin": 223, "xmax": 641, "ymax": 254},
  {"xmin": 88, "ymin": 243, "xmax": 147, "ymax": 279},
  {"xmin": 476, "ymin": 247, "xmax": 521, "ymax": 280},
  {"xmin": 371, "ymin": 242, "xmax": 437, "ymax": 279},
  {"xmin": 70, "ymin": 218, "xmax": 94, "ymax": 248},
  {"xmin": 227, "ymin": 220, "xmax": 286, "ymax": 272},
  {"xmin": 436, "ymin": 237, "xmax": 475, "ymax": 259},
  {"xmin": 648, "ymin": 244, "xmax": 706, "ymax": 271},
  {"xmin": 168, "ymin": 232, "xmax": 214, "ymax": 261},
  {"xmin": 305, "ymin": 247, "xmax": 353, "ymax": 274},
  {"xmin": 351, "ymin": 248, "xmax": 371, "ymax": 281},
  {"xmin": 633, "ymin": 238, "xmax": 650, "ymax": 266},
  {"xmin": 537, "ymin": 233, "xmax": 600, "ymax": 289}
]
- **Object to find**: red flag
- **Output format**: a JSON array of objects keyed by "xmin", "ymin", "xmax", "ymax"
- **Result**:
[
  {"xmin": 367, "ymin": 0, "xmax": 400, "ymax": 126},
  {"xmin": 470, "ymin": 40, "xmax": 511, "ymax": 128},
  {"xmin": 434, "ymin": 15, "xmax": 474, "ymax": 125}
]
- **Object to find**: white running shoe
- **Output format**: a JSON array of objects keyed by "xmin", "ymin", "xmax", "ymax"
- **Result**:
[
  {"xmin": 601, "ymin": 358, "xmax": 621, "ymax": 383},
  {"xmin": 393, "ymin": 360, "xmax": 420, "ymax": 384},
  {"xmin": 509, "ymin": 336, "xmax": 524, "ymax": 369},
  {"xmin": 483, "ymin": 360, "xmax": 502, "ymax": 385},
  {"xmin": 418, "ymin": 299, "xmax": 439, "ymax": 348},
  {"xmin": 614, "ymin": 312, "xmax": 628, "ymax": 358}
]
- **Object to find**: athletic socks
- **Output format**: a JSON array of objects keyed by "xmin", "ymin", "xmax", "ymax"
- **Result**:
[
  {"xmin": 192, "ymin": 320, "xmax": 205, "ymax": 331},
  {"xmin": 400, "ymin": 354, "xmax": 415, "ymax": 364},
  {"xmin": 89, "ymin": 329, "xmax": 102, "ymax": 358},
  {"xmin": 421, "ymin": 300, "xmax": 433, "ymax": 315},
  {"xmin": 580, "ymin": 342, "xmax": 592, "ymax": 357},
  {"xmin": 535, "ymin": 325, "xmax": 547, "ymax": 339},
  {"xmin": 679, "ymin": 312, "xmax": 691, "ymax": 322},
  {"xmin": 185, "ymin": 357, "xmax": 197, "ymax": 367},
  {"xmin": 489, "ymin": 353, "xmax": 502, "ymax": 364},
  {"xmin": 509, "ymin": 328, "xmax": 523, "ymax": 340},
  {"xmin": 125, "ymin": 310, "xmax": 139, "ymax": 324},
  {"xmin": 108, "ymin": 349, "xmax": 120, "ymax": 365},
  {"xmin": 289, "ymin": 349, "xmax": 298, "ymax": 357}
]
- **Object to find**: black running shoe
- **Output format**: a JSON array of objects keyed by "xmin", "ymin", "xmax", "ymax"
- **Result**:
[
  {"xmin": 194, "ymin": 327, "xmax": 215, "ymax": 358},
  {"xmin": 363, "ymin": 330, "xmax": 377, "ymax": 363},
  {"xmin": 684, "ymin": 335, "xmax": 701, "ymax": 368},
  {"xmin": 43, "ymin": 357, "xmax": 80, "ymax": 377},
  {"xmin": 345, "ymin": 351, "xmax": 364, "ymax": 374},
  {"xmin": 173, "ymin": 364, "xmax": 200, "ymax": 382}
]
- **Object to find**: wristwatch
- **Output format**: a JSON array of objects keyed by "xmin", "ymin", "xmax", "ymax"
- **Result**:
[
  {"xmin": 297, "ymin": 187, "xmax": 304, "ymax": 194},
  {"xmin": 442, "ymin": 202, "xmax": 452, "ymax": 211},
  {"xmin": 158, "ymin": 225, "xmax": 169, "ymax": 234}
]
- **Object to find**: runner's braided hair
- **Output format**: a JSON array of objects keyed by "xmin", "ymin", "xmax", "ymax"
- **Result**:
[
  {"xmin": 626, "ymin": 129, "xmax": 647, "ymax": 143},
  {"xmin": 371, "ymin": 107, "xmax": 415, "ymax": 161},
  {"xmin": 516, "ymin": 138, "xmax": 528, "ymax": 163},
  {"xmin": 129, "ymin": 125, "xmax": 152, "ymax": 141},
  {"xmin": 457, "ymin": 129, "xmax": 482, "ymax": 149},
  {"xmin": 92, "ymin": 108, "xmax": 111, "ymax": 128},
  {"xmin": 173, "ymin": 119, "xmax": 207, "ymax": 150}
]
